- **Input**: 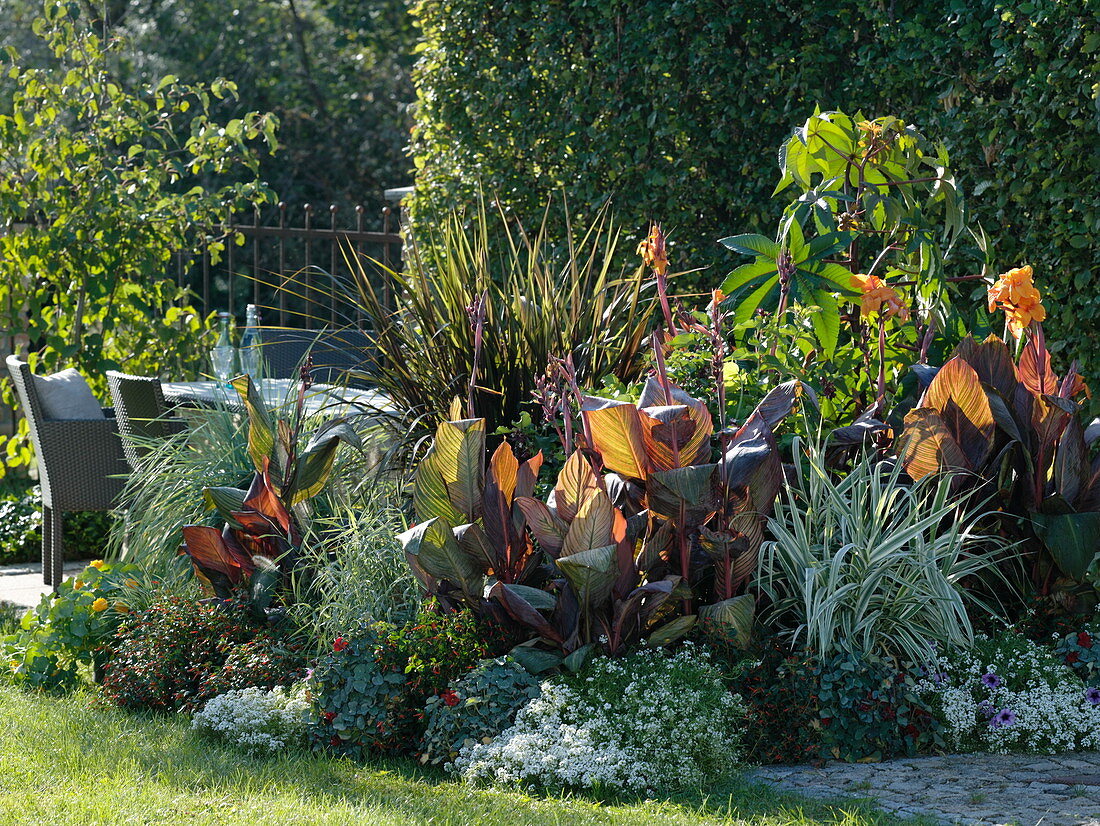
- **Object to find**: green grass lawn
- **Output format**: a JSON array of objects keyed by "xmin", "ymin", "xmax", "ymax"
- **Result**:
[{"xmin": 0, "ymin": 683, "xmax": 917, "ymax": 826}]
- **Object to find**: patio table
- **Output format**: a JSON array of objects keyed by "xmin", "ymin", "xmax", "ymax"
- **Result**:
[{"xmin": 161, "ymin": 378, "xmax": 395, "ymax": 417}]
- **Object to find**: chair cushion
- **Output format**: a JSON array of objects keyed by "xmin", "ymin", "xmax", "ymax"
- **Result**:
[{"xmin": 33, "ymin": 368, "xmax": 105, "ymax": 420}]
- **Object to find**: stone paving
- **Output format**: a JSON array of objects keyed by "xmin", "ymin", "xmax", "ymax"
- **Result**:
[
  {"xmin": 0, "ymin": 561, "xmax": 83, "ymax": 609},
  {"xmin": 750, "ymin": 752, "xmax": 1100, "ymax": 825}
]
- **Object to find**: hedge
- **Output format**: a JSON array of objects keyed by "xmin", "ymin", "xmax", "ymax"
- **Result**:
[{"xmin": 408, "ymin": 0, "xmax": 1100, "ymax": 371}]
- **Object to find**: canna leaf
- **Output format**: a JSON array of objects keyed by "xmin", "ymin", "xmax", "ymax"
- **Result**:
[
  {"xmin": 398, "ymin": 517, "xmax": 483, "ymax": 599},
  {"xmin": 922, "ymin": 357, "xmax": 996, "ymax": 469},
  {"xmin": 899, "ymin": 408, "xmax": 970, "ymax": 479},
  {"xmin": 582, "ymin": 396, "xmax": 650, "ymax": 479},
  {"xmin": 561, "ymin": 490, "xmax": 617, "ymax": 557},
  {"xmin": 232, "ymin": 375, "xmax": 277, "ymax": 476},
  {"xmin": 556, "ymin": 545, "xmax": 618, "ymax": 613},
  {"xmin": 433, "ymin": 417, "xmax": 486, "ymax": 520},
  {"xmin": 553, "ymin": 451, "xmax": 602, "ymax": 523},
  {"xmin": 698, "ymin": 594, "xmax": 755, "ymax": 649},
  {"xmin": 516, "ymin": 496, "xmax": 568, "ymax": 555}
]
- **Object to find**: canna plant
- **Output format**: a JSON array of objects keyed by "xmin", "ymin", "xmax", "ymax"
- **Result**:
[
  {"xmin": 181, "ymin": 371, "xmax": 362, "ymax": 615},
  {"xmin": 398, "ymin": 374, "xmax": 813, "ymax": 655},
  {"xmin": 899, "ymin": 326, "xmax": 1099, "ymax": 599}
]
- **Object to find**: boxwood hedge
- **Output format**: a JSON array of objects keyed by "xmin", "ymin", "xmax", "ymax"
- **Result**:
[{"xmin": 408, "ymin": 0, "xmax": 1099, "ymax": 369}]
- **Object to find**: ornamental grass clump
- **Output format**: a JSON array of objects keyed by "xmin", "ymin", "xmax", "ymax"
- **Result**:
[
  {"xmin": 758, "ymin": 439, "xmax": 1010, "ymax": 666},
  {"xmin": 919, "ymin": 633, "xmax": 1100, "ymax": 754},
  {"xmin": 455, "ymin": 645, "xmax": 743, "ymax": 794}
]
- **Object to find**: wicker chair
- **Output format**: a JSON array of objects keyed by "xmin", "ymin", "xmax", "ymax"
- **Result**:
[
  {"xmin": 260, "ymin": 328, "xmax": 376, "ymax": 387},
  {"xmin": 6, "ymin": 356, "xmax": 128, "ymax": 586},
  {"xmin": 106, "ymin": 371, "xmax": 188, "ymax": 469}
]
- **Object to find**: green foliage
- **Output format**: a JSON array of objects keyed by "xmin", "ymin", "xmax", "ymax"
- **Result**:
[
  {"xmin": 402, "ymin": 377, "xmax": 814, "ymax": 656},
  {"xmin": 0, "ymin": 2, "xmax": 276, "ymax": 473},
  {"xmin": 419, "ymin": 656, "xmax": 541, "ymax": 767},
  {"xmin": 410, "ymin": 0, "xmax": 1099, "ymax": 372},
  {"xmin": 99, "ymin": 596, "xmax": 304, "ymax": 713},
  {"xmin": 1053, "ymin": 627, "xmax": 1100, "ymax": 687},
  {"xmin": 1, "ymin": 560, "xmax": 145, "ymax": 690},
  {"xmin": 309, "ymin": 609, "xmax": 508, "ymax": 759},
  {"xmin": 814, "ymin": 651, "xmax": 943, "ymax": 763},
  {"xmin": 722, "ymin": 639, "xmax": 822, "ymax": 765},
  {"xmin": 0, "ymin": 484, "xmax": 118, "ymax": 565},
  {"xmin": 350, "ymin": 200, "xmax": 656, "ymax": 432},
  {"xmin": 759, "ymin": 440, "xmax": 1010, "ymax": 665}
]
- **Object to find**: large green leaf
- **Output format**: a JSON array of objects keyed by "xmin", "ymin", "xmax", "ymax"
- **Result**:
[
  {"xmin": 556, "ymin": 544, "xmax": 617, "ymax": 612},
  {"xmin": 291, "ymin": 419, "xmax": 363, "ymax": 505},
  {"xmin": 232, "ymin": 375, "xmax": 276, "ymax": 475},
  {"xmin": 647, "ymin": 614, "xmax": 696, "ymax": 647},
  {"xmin": 809, "ymin": 289, "xmax": 839, "ymax": 356},
  {"xmin": 648, "ymin": 464, "xmax": 720, "ymax": 526},
  {"xmin": 413, "ymin": 451, "xmax": 467, "ymax": 526},
  {"xmin": 721, "ymin": 258, "xmax": 778, "ymax": 294},
  {"xmin": 1032, "ymin": 512, "xmax": 1100, "ymax": 581},
  {"xmin": 717, "ymin": 234, "xmax": 780, "ymax": 258},
  {"xmin": 698, "ymin": 595, "xmax": 755, "ymax": 649},
  {"xmin": 397, "ymin": 517, "xmax": 483, "ymax": 598},
  {"xmin": 433, "ymin": 418, "xmax": 486, "ymax": 520}
]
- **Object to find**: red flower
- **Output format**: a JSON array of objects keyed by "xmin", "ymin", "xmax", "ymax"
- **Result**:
[
  {"xmin": 1067, "ymin": 652, "xmax": 1080, "ymax": 664},
  {"xmin": 333, "ymin": 636, "xmax": 349, "ymax": 653},
  {"xmin": 329, "ymin": 736, "xmax": 341, "ymax": 748},
  {"xmin": 1078, "ymin": 632, "xmax": 1093, "ymax": 649},
  {"xmin": 441, "ymin": 689, "xmax": 459, "ymax": 707},
  {"xmin": 323, "ymin": 711, "xmax": 336, "ymax": 722}
]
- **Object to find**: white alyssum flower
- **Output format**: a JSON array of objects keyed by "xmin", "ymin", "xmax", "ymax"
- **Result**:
[
  {"xmin": 454, "ymin": 645, "xmax": 744, "ymax": 794},
  {"xmin": 917, "ymin": 635, "xmax": 1100, "ymax": 754},
  {"xmin": 192, "ymin": 683, "xmax": 311, "ymax": 754}
]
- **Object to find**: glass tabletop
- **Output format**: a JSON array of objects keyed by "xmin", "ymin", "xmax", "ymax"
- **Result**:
[{"xmin": 161, "ymin": 378, "xmax": 393, "ymax": 417}]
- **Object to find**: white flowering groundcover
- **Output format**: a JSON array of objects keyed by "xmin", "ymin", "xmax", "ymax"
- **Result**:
[
  {"xmin": 192, "ymin": 683, "xmax": 312, "ymax": 754},
  {"xmin": 454, "ymin": 645, "xmax": 744, "ymax": 794},
  {"xmin": 919, "ymin": 634, "xmax": 1100, "ymax": 754}
]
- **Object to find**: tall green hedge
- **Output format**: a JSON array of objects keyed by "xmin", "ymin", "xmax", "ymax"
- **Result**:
[{"xmin": 408, "ymin": 0, "xmax": 1100, "ymax": 369}]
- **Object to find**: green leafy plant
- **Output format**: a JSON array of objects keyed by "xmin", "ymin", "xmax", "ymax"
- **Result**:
[
  {"xmin": 419, "ymin": 656, "xmax": 541, "ymax": 767},
  {"xmin": 99, "ymin": 596, "xmax": 304, "ymax": 713},
  {"xmin": 759, "ymin": 439, "xmax": 1009, "ymax": 665},
  {"xmin": 2, "ymin": 560, "xmax": 145, "ymax": 690},
  {"xmin": 1054, "ymin": 627, "xmax": 1100, "ymax": 687},
  {"xmin": 400, "ymin": 368, "xmax": 810, "ymax": 656},
  {"xmin": 0, "ymin": 2, "xmax": 277, "ymax": 473},
  {"xmin": 719, "ymin": 110, "xmax": 975, "ymax": 418},
  {"xmin": 814, "ymin": 650, "xmax": 943, "ymax": 762},
  {"xmin": 899, "ymin": 328, "xmax": 1099, "ymax": 603},
  {"xmin": 348, "ymin": 199, "xmax": 656, "ymax": 432},
  {"xmin": 309, "ymin": 609, "xmax": 508, "ymax": 759},
  {"xmin": 180, "ymin": 374, "xmax": 362, "ymax": 616}
]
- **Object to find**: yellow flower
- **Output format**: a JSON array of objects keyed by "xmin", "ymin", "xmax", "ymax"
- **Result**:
[
  {"xmin": 637, "ymin": 223, "xmax": 669, "ymax": 276},
  {"xmin": 850, "ymin": 273, "xmax": 909, "ymax": 321},
  {"xmin": 710, "ymin": 288, "xmax": 726, "ymax": 310},
  {"xmin": 73, "ymin": 579, "xmax": 84, "ymax": 590},
  {"xmin": 89, "ymin": 560, "xmax": 106, "ymax": 571},
  {"xmin": 91, "ymin": 597, "xmax": 108, "ymax": 612},
  {"xmin": 988, "ymin": 265, "xmax": 1046, "ymax": 339}
]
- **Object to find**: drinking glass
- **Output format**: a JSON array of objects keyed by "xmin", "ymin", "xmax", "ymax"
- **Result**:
[{"xmin": 211, "ymin": 345, "xmax": 235, "ymax": 386}]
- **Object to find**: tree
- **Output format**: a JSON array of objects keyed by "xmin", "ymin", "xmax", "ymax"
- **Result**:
[{"xmin": 0, "ymin": 1, "xmax": 278, "ymax": 473}]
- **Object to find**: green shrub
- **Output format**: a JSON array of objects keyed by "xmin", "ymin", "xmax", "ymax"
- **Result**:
[
  {"xmin": 99, "ymin": 597, "xmax": 305, "ymax": 713},
  {"xmin": 420, "ymin": 657, "xmax": 541, "ymax": 767},
  {"xmin": 814, "ymin": 651, "xmax": 943, "ymax": 762},
  {"xmin": 309, "ymin": 609, "xmax": 511, "ymax": 759},
  {"xmin": 0, "ymin": 486, "xmax": 118, "ymax": 565},
  {"xmin": 410, "ymin": 0, "xmax": 1099, "ymax": 371},
  {"xmin": 2, "ymin": 560, "xmax": 145, "ymax": 690}
]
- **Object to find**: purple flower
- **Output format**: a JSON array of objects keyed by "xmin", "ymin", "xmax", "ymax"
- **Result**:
[
  {"xmin": 980, "ymin": 672, "xmax": 1002, "ymax": 689},
  {"xmin": 977, "ymin": 700, "xmax": 996, "ymax": 719},
  {"xmin": 989, "ymin": 708, "xmax": 1017, "ymax": 728},
  {"xmin": 1086, "ymin": 688, "xmax": 1100, "ymax": 706}
]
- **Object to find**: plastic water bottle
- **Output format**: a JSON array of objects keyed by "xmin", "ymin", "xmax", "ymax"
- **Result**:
[{"xmin": 239, "ymin": 304, "xmax": 265, "ymax": 386}]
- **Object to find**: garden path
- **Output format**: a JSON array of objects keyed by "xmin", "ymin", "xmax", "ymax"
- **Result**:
[
  {"xmin": 751, "ymin": 752, "xmax": 1100, "ymax": 825},
  {"xmin": 0, "ymin": 561, "xmax": 83, "ymax": 609}
]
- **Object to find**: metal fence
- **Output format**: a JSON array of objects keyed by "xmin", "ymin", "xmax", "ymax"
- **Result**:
[{"xmin": 173, "ymin": 200, "xmax": 404, "ymax": 327}]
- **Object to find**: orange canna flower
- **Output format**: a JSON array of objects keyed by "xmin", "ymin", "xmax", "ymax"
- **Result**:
[
  {"xmin": 91, "ymin": 597, "xmax": 108, "ymax": 612},
  {"xmin": 987, "ymin": 265, "xmax": 1046, "ymax": 339},
  {"xmin": 637, "ymin": 224, "xmax": 669, "ymax": 276},
  {"xmin": 850, "ymin": 273, "xmax": 910, "ymax": 321}
]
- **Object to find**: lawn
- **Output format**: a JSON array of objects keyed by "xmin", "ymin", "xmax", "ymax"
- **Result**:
[{"xmin": 0, "ymin": 682, "xmax": 907, "ymax": 826}]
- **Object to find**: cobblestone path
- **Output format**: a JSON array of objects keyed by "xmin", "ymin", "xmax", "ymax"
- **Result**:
[{"xmin": 750, "ymin": 752, "xmax": 1100, "ymax": 825}]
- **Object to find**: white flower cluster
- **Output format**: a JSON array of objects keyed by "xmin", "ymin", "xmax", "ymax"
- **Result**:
[
  {"xmin": 192, "ymin": 683, "xmax": 312, "ymax": 754},
  {"xmin": 918, "ymin": 636, "xmax": 1100, "ymax": 754},
  {"xmin": 453, "ymin": 645, "xmax": 744, "ymax": 794}
]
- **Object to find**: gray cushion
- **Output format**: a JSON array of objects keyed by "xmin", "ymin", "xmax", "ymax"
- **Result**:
[{"xmin": 33, "ymin": 368, "xmax": 105, "ymax": 420}]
